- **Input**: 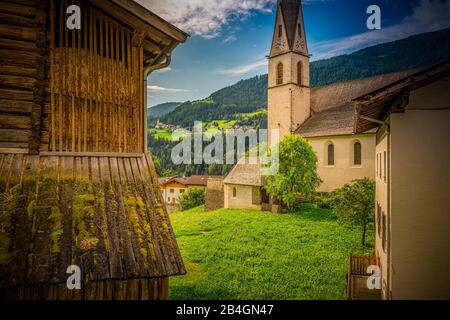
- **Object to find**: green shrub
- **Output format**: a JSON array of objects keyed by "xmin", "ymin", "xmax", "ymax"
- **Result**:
[
  {"xmin": 329, "ymin": 178, "xmax": 375, "ymax": 247},
  {"xmin": 178, "ymin": 187, "xmax": 205, "ymax": 211}
]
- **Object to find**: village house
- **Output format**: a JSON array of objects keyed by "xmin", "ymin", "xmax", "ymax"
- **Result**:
[
  {"xmin": 0, "ymin": 0, "xmax": 188, "ymax": 299},
  {"xmin": 159, "ymin": 175, "xmax": 214, "ymax": 208},
  {"xmin": 159, "ymin": 175, "xmax": 188, "ymax": 205},
  {"xmin": 185, "ymin": 175, "xmax": 214, "ymax": 189},
  {"xmin": 223, "ymin": 157, "xmax": 269, "ymax": 210},
  {"xmin": 353, "ymin": 60, "xmax": 450, "ymax": 300}
]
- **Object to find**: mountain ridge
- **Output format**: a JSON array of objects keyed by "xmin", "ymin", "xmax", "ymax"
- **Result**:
[{"xmin": 152, "ymin": 28, "xmax": 450, "ymax": 128}]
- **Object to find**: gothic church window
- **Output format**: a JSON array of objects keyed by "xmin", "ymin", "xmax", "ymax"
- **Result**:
[
  {"xmin": 297, "ymin": 62, "xmax": 302, "ymax": 86},
  {"xmin": 277, "ymin": 62, "xmax": 283, "ymax": 85},
  {"xmin": 278, "ymin": 25, "xmax": 282, "ymax": 38},
  {"xmin": 298, "ymin": 24, "xmax": 301, "ymax": 37},
  {"xmin": 327, "ymin": 143, "xmax": 335, "ymax": 166},
  {"xmin": 354, "ymin": 141, "xmax": 362, "ymax": 165}
]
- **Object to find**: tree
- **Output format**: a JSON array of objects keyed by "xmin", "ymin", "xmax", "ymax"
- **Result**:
[
  {"xmin": 264, "ymin": 134, "xmax": 321, "ymax": 212},
  {"xmin": 178, "ymin": 187, "xmax": 205, "ymax": 211},
  {"xmin": 330, "ymin": 178, "xmax": 375, "ymax": 247}
]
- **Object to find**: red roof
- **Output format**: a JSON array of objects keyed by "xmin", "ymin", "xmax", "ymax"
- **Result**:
[{"xmin": 185, "ymin": 175, "xmax": 213, "ymax": 186}]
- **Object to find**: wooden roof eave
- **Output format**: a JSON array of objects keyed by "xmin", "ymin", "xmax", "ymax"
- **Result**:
[
  {"xmin": 89, "ymin": 0, "xmax": 188, "ymax": 52},
  {"xmin": 110, "ymin": 0, "xmax": 189, "ymax": 43}
]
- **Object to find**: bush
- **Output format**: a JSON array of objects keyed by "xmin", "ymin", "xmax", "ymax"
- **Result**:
[
  {"xmin": 264, "ymin": 134, "xmax": 321, "ymax": 212},
  {"xmin": 329, "ymin": 178, "xmax": 375, "ymax": 247},
  {"xmin": 178, "ymin": 187, "xmax": 205, "ymax": 211},
  {"xmin": 315, "ymin": 193, "xmax": 333, "ymax": 209}
]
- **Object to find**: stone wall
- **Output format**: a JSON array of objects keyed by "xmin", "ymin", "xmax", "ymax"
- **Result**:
[{"xmin": 204, "ymin": 177, "xmax": 224, "ymax": 212}]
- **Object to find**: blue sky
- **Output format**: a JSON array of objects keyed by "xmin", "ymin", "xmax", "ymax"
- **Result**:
[{"xmin": 138, "ymin": 0, "xmax": 450, "ymax": 107}]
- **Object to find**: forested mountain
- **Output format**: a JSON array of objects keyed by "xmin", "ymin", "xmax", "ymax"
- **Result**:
[
  {"xmin": 157, "ymin": 28, "xmax": 450, "ymax": 128},
  {"xmin": 147, "ymin": 102, "xmax": 181, "ymax": 119}
]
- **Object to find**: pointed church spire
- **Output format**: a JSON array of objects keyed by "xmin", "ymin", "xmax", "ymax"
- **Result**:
[{"xmin": 270, "ymin": 0, "xmax": 308, "ymax": 57}]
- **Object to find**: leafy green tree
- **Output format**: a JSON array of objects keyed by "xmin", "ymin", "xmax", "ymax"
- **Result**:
[
  {"xmin": 178, "ymin": 187, "xmax": 205, "ymax": 211},
  {"xmin": 330, "ymin": 178, "xmax": 375, "ymax": 247},
  {"xmin": 264, "ymin": 134, "xmax": 321, "ymax": 212}
]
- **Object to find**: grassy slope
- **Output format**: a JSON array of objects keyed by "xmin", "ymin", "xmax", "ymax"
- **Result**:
[{"xmin": 169, "ymin": 204, "xmax": 374, "ymax": 300}]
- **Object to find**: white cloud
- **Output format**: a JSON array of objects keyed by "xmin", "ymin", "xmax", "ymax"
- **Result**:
[
  {"xmin": 311, "ymin": 0, "xmax": 450, "ymax": 60},
  {"xmin": 148, "ymin": 85, "xmax": 189, "ymax": 93},
  {"xmin": 155, "ymin": 67, "xmax": 172, "ymax": 73},
  {"xmin": 222, "ymin": 35, "xmax": 237, "ymax": 44},
  {"xmin": 136, "ymin": 0, "xmax": 275, "ymax": 38},
  {"xmin": 218, "ymin": 59, "xmax": 267, "ymax": 76}
]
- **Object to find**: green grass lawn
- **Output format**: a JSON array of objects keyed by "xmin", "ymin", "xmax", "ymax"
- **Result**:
[{"xmin": 169, "ymin": 204, "xmax": 374, "ymax": 300}]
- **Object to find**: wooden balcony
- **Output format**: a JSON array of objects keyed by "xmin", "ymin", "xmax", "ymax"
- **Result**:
[{"xmin": 347, "ymin": 256, "xmax": 381, "ymax": 300}]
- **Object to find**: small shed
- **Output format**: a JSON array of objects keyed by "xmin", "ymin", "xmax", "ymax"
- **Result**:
[
  {"xmin": 223, "ymin": 157, "xmax": 268, "ymax": 210},
  {"xmin": 0, "ymin": 0, "xmax": 188, "ymax": 299}
]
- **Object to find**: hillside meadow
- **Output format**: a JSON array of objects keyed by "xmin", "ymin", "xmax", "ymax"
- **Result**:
[{"xmin": 169, "ymin": 204, "xmax": 374, "ymax": 300}]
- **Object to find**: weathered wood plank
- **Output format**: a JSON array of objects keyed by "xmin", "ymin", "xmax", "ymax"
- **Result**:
[
  {"xmin": 0, "ymin": 24, "xmax": 36, "ymax": 41},
  {"xmin": 0, "ymin": 74, "xmax": 35, "ymax": 91},
  {"xmin": 0, "ymin": 99, "xmax": 33, "ymax": 113},
  {"xmin": 0, "ymin": 128, "xmax": 30, "ymax": 142},
  {"xmin": 0, "ymin": 49, "xmax": 37, "ymax": 67},
  {"xmin": 89, "ymin": 156, "xmax": 111, "ymax": 280},
  {"xmin": 99, "ymin": 156, "xmax": 123, "ymax": 279},
  {"xmin": 0, "ymin": 114, "xmax": 31, "ymax": 129},
  {"xmin": 0, "ymin": 64, "xmax": 36, "ymax": 77},
  {"xmin": 0, "ymin": 88, "xmax": 33, "ymax": 101},
  {"xmin": 0, "ymin": 12, "xmax": 35, "ymax": 27},
  {"xmin": 0, "ymin": 1, "xmax": 36, "ymax": 18},
  {"xmin": 0, "ymin": 38, "xmax": 37, "ymax": 52}
]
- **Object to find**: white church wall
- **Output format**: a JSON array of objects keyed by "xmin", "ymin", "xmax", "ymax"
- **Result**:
[{"xmin": 307, "ymin": 134, "xmax": 376, "ymax": 192}]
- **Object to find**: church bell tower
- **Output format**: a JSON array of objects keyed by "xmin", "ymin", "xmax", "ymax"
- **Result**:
[{"xmin": 268, "ymin": 0, "xmax": 310, "ymax": 146}]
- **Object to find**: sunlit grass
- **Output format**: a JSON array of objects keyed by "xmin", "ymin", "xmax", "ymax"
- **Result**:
[{"xmin": 169, "ymin": 204, "xmax": 373, "ymax": 300}]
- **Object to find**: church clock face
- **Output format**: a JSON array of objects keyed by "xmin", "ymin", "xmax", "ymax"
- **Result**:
[
  {"xmin": 275, "ymin": 38, "xmax": 286, "ymax": 51},
  {"xmin": 295, "ymin": 38, "xmax": 305, "ymax": 51}
]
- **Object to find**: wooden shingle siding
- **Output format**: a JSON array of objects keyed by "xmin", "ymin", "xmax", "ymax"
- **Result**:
[
  {"xmin": 0, "ymin": 153, "xmax": 185, "ymax": 289},
  {"xmin": 0, "ymin": 0, "xmax": 41, "ymax": 153},
  {"xmin": 43, "ymin": 0, "xmax": 143, "ymax": 153}
]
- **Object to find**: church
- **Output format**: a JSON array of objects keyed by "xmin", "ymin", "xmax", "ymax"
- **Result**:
[
  {"xmin": 224, "ymin": 0, "xmax": 425, "ymax": 204},
  {"xmin": 267, "ymin": 0, "xmax": 419, "ymax": 192}
]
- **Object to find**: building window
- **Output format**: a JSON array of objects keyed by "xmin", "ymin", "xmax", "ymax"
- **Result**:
[
  {"xmin": 298, "ymin": 24, "xmax": 302, "ymax": 37},
  {"xmin": 167, "ymin": 197, "xmax": 170, "ymax": 202},
  {"xmin": 297, "ymin": 62, "xmax": 302, "ymax": 86},
  {"xmin": 170, "ymin": 189, "xmax": 174, "ymax": 193},
  {"xmin": 376, "ymin": 153, "xmax": 379, "ymax": 176},
  {"xmin": 327, "ymin": 143, "xmax": 335, "ymax": 166},
  {"xmin": 276, "ymin": 62, "xmax": 283, "ymax": 85},
  {"xmin": 383, "ymin": 151, "xmax": 387, "ymax": 182},
  {"xmin": 377, "ymin": 203, "xmax": 381, "ymax": 237},
  {"xmin": 278, "ymin": 25, "xmax": 282, "ymax": 38},
  {"xmin": 382, "ymin": 213, "xmax": 387, "ymax": 252},
  {"xmin": 378, "ymin": 153, "xmax": 382, "ymax": 179},
  {"xmin": 354, "ymin": 141, "xmax": 362, "ymax": 165},
  {"xmin": 232, "ymin": 187, "xmax": 237, "ymax": 198}
]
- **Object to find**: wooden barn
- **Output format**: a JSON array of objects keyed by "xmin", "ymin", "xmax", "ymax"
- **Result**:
[{"xmin": 0, "ymin": 0, "xmax": 188, "ymax": 299}]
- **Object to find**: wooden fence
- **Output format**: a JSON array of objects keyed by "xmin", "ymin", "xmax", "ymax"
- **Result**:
[{"xmin": 347, "ymin": 256, "xmax": 380, "ymax": 300}]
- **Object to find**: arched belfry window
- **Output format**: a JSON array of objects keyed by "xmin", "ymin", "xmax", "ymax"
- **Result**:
[
  {"xmin": 297, "ymin": 61, "xmax": 302, "ymax": 86},
  {"xmin": 276, "ymin": 62, "xmax": 283, "ymax": 85},
  {"xmin": 298, "ymin": 24, "xmax": 302, "ymax": 37},
  {"xmin": 354, "ymin": 141, "xmax": 362, "ymax": 165},
  {"xmin": 233, "ymin": 187, "xmax": 237, "ymax": 198},
  {"xmin": 278, "ymin": 25, "xmax": 282, "ymax": 38},
  {"xmin": 327, "ymin": 143, "xmax": 335, "ymax": 166}
]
